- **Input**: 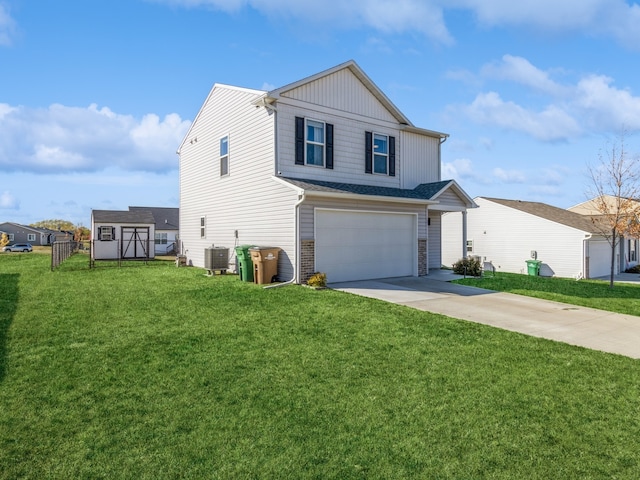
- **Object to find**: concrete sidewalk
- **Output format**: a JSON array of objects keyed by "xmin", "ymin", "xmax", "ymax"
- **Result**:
[{"xmin": 329, "ymin": 275, "xmax": 640, "ymax": 359}]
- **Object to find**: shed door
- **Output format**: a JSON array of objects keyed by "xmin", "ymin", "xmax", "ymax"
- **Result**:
[
  {"xmin": 121, "ymin": 227, "xmax": 150, "ymax": 259},
  {"xmin": 315, "ymin": 209, "xmax": 416, "ymax": 283}
]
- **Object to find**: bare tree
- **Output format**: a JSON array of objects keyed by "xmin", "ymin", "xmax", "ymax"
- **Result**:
[{"xmin": 586, "ymin": 132, "xmax": 640, "ymax": 287}]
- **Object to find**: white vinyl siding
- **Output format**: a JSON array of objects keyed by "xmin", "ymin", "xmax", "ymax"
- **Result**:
[
  {"xmin": 442, "ymin": 198, "xmax": 607, "ymax": 279},
  {"xmin": 400, "ymin": 131, "xmax": 441, "ymax": 188},
  {"xmin": 277, "ymin": 103, "xmax": 401, "ymax": 188},
  {"xmin": 179, "ymin": 85, "xmax": 296, "ymax": 279},
  {"xmin": 280, "ymin": 67, "xmax": 398, "ymax": 123},
  {"xmin": 428, "ymin": 212, "xmax": 442, "ymax": 269}
]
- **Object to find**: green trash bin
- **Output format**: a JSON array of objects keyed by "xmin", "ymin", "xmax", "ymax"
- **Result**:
[
  {"xmin": 235, "ymin": 245, "xmax": 255, "ymax": 282},
  {"xmin": 526, "ymin": 259, "xmax": 542, "ymax": 276}
]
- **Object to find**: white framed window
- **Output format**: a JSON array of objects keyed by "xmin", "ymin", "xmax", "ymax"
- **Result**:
[
  {"xmin": 155, "ymin": 232, "xmax": 168, "ymax": 245},
  {"xmin": 306, "ymin": 119, "xmax": 325, "ymax": 166},
  {"xmin": 99, "ymin": 226, "xmax": 113, "ymax": 241},
  {"xmin": 630, "ymin": 239, "xmax": 637, "ymax": 262},
  {"xmin": 373, "ymin": 133, "xmax": 388, "ymax": 174},
  {"xmin": 466, "ymin": 239, "xmax": 474, "ymax": 254},
  {"xmin": 27, "ymin": 233, "xmax": 36, "ymax": 242},
  {"xmin": 200, "ymin": 217, "xmax": 206, "ymax": 239},
  {"xmin": 220, "ymin": 135, "xmax": 229, "ymax": 177},
  {"xmin": 8, "ymin": 234, "xmax": 14, "ymax": 241}
]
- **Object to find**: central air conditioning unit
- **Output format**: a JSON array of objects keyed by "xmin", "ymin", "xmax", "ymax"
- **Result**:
[{"xmin": 204, "ymin": 246, "xmax": 229, "ymax": 270}]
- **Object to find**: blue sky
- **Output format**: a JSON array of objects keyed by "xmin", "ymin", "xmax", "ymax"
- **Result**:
[{"xmin": 2, "ymin": 0, "xmax": 640, "ymax": 226}]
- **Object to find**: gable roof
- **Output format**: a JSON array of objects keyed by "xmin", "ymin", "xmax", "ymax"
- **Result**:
[
  {"xmin": 129, "ymin": 206, "xmax": 179, "ymax": 229},
  {"xmin": 482, "ymin": 197, "xmax": 598, "ymax": 233},
  {"xmin": 264, "ymin": 60, "xmax": 413, "ymax": 127},
  {"xmin": 92, "ymin": 210, "xmax": 155, "ymax": 225},
  {"xmin": 0, "ymin": 222, "xmax": 48, "ymax": 235},
  {"xmin": 277, "ymin": 177, "xmax": 474, "ymax": 207}
]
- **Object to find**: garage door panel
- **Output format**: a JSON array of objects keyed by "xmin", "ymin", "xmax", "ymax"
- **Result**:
[{"xmin": 315, "ymin": 210, "xmax": 417, "ymax": 283}]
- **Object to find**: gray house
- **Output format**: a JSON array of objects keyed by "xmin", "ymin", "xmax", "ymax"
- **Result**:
[
  {"xmin": 0, "ymin": 222, "xmax": 68, "ymax": 246},
  {"xmin": 178, "ymin": 60, "xmax": 476, "ymax": 283}
]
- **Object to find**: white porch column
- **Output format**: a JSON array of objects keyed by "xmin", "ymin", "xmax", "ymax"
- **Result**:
[{"xmin": 462, "ymin": 210, "xmax": 468, "ymax": 259}]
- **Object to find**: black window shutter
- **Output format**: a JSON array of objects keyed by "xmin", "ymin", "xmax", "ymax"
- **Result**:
[
  {"xmin": 325, "ymin": 123, "xmax": 334, "ymax": 169},
  {"xmin": 389, "ymin": 136, "xmax": 396, "ymax": 177},
  {"xmin": 111, "ymin": 227, "xmax": 116, "ymax": 240},
  {"xmin": 295, "ymin": 116, "xmax": 304, "ymax": 165},
  {"xmin": 365, "ymin": 131, "xmax": 372, "ymax": 174}
]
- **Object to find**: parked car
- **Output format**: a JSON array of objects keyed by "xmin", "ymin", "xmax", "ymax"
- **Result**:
[{"xmin": 2, "ymin": 243, "xmax": 33, "ymax": 252}]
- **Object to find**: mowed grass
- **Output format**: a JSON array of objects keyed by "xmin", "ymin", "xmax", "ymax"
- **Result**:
[
  {"xmin": 454, "ymin": 272, "xmax": 640, "ymax": 316},
  {"xmin": 1, "ymin": 254, "xmax": 640, "ymax": 479}
]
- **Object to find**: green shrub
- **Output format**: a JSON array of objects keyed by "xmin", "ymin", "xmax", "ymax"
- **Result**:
[{"xmin": 452, "ymin": 256, "xmax": 482, "ymax": 276}]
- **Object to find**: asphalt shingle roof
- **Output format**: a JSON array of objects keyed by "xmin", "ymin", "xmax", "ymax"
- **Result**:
[
  {"xmin": 92, "ymin": 210, "xmax": 155, "ymax": 224},
  {"xmin": 129, "ymin": 206, "xmax": 179, "ymax": 229},
  {"xmin": 484, "ymin": 197, "xmax": 599, "ymax": 233},
  {"xmin": 281, "ymin": 177, "xmax": 452, "ymax": 201}
]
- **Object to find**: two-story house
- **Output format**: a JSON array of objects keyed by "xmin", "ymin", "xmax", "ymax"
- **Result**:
[{"xmin": 178, "ymin": 60, "xmax": 476, "ymax": 283}]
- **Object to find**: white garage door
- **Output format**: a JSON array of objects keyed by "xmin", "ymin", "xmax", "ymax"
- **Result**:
[
  {"xmin": 588, "ymin": 239, "xmax": 617, "ymax": 278},
  {"xmin": 315, "ymin": 209, "xmax": 417, "ymax": 283}
]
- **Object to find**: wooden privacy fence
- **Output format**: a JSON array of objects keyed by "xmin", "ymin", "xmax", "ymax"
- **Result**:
[{"xmin": 51, "ymin": 241, "xmax": 80, "ymax": 271}]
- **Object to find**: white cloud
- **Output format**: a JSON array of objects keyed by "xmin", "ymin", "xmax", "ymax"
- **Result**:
[
  {"xmin": 0, "ymin": 190, "xmax": 19, "ymax": 209},
  {"xmin": 493, "ymin": 167, "xmax": 526, "ymax": 183},
  {"xmin": 152, "ymin": 0, "xmax": 640, "ymax": 49},
  {"xmin": 0, "ymin": 103, "xmax": 191, "ymax": 174},
  {"xmin": 575, "ymin": 74, "xmax": 640, "ymax": 130},
  {"xmin": 481, "ymin": 55, "xmax": 567, "ymax": 96},
  {"xmin": 0, "ymin": 4, "xmax": 17, "ymax": 47},
  {"xmin": 151, "ymin": 0, "xmax": 454, "ymax": 44},
  {"xmin": 442, "ymin": 158, "xmax": 492, "ymax": 184},
  {"xmin": 464, "ymin": 91, "xmax": 582, "ymax": 141}
]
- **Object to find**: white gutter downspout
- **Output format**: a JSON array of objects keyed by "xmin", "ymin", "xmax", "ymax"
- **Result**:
[
  {"xmin": 582, "ymin": 234, "xmax": 592, "ymax": 280},
  {"xmin": 264, "ymin": 192, "xmax": 305, "ymax": 289}
]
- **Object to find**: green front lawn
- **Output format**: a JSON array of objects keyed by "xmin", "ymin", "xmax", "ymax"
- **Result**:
[
  {"xmin": 1, "ymin": 254, "xmax": 640, "ymax": 479},
  {"xmin": 454, "ymin": 272, "xmax": 640, "ymax": 316}
]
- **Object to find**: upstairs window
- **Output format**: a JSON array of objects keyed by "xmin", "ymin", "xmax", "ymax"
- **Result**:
[
  {"xmin": 220, "ymin": 136, "xmax": 229, "ymax": 177},
  {"xmin": 295, "ymin": 116, "xmax": 334, "ymax": 169},
  {"xmin": 373, "ymin": 134, "xmax": 388, "ymax": 174},
  {"xmin": 306, "ymin": 120, "xmax": 325, "ymax": 166},
  {"xmin": 365, "ymin": 131, "xmax": 395, "ymax": 176}
]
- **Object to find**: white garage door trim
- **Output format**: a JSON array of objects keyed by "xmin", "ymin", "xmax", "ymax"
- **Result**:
[{"xmin": 314, "ymin": 208, "xmax": 418, "ymax": 283}]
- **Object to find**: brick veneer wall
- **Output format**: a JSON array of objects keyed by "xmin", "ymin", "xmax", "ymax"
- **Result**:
[
  {"xmin": 300, "ymin": 240, "xmax": 315, "ymax": 283},
  {"xmin": 418, "ymin": 239, "xmax": 427, "ymax": 276}
]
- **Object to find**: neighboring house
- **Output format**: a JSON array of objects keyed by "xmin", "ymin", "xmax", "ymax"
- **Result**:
[
  {"xmin": 0, "ymin": 222, "xmax": 63, "ymax": 246},
  {"xmin": 178, "ymin": 60, "xmax": 476, "ymax": 283},
  {"xmin": 442, "ymin": 197, "xmax": 615, "ymax": 279},
  {"xmin": 128, "ymin": 206, "xmax": 179, "ymax": 255},
  {"xmin": 568, "ymin": 195, "xmax": 640, "ymax": 271},
  {"xmin": 90, "ymin": 210, "xmax": 156, "ymax": 261}
]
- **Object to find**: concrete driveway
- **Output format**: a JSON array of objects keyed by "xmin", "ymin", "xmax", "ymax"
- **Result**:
[{"xmin": 329, "ymin": 274, "xmax": 640, "ymax": 359}]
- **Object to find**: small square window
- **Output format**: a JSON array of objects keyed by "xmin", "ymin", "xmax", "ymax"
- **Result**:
[
  {"xmin": 27, "ymin": 233, "xmax": 36, "ymax": 242},
  {"xmin": 99, "ymin": 226, "xmax": 113, "ymax": 241}
]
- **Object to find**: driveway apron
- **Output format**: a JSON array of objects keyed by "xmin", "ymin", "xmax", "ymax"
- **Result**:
[{"xmin": 329, "ymin": 276, "xmax": 640, "ymax": 359}]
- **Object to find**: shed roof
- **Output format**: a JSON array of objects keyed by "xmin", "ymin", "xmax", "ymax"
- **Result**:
[
  {"xmin": 92, "ymin": 210, "xmax": 155, "ymax": 224},
  {"xmin": 482, "ymin": 197, "xmax": 598, "ymax": 233}
]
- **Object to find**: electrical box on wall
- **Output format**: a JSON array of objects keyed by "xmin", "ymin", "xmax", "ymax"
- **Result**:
[{"xmin": 531, "ymin": 250, "xmax": 537, "ymax": 259}]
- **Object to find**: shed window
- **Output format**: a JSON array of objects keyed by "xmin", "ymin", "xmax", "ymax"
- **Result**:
[{"xmin": 99, "ymin": 226, "xmax": 114, "ymax": 241}]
